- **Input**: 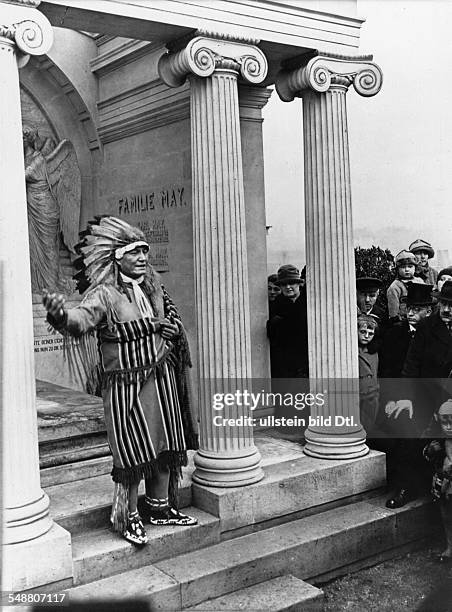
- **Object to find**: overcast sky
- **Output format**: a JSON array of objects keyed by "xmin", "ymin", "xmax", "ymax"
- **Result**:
[{"xmin": 263, "ymin": 0, "xmax": 452, "ymax": 269}]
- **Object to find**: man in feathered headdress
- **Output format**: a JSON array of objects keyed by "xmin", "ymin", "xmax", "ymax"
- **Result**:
[{"xmin": 43, "ymin": 216, "xmax": 198, "ymax": 545}]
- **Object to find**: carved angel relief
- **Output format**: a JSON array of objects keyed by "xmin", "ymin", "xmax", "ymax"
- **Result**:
[{"xmin": 23, "ymin": 125, "xmax": 81, "ymax": 294}]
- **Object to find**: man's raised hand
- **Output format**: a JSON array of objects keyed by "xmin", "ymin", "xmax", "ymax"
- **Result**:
[{"xmin": 42, "ymin": 290, "xmax": 66, "ymax": 322}]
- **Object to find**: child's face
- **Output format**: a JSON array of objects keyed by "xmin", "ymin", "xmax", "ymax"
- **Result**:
[
  {"xmin": 415, "ymin": 250, "xmax": 429, "ymax": 265},
  {"xmin": 438, "ymin": 275, "xmax": 452, "ymax": 291},
  {"xmin": 437, "ymin": 414, "xmax": 452, "ymax": 437},
  {"xmin": 358, "ymin": 324, "xmax": 375, "ymax": 346},
  {"xmin": 268, "ymin": 282, "xmax": 281, "ymax": 301},
  {"xmin": 398, "ymin": 264, "xmax": 415, "ymax": 279}
]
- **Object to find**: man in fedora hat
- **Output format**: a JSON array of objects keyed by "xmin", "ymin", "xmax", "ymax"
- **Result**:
[
  {"xmin": 384, "ymin": 281, "xmax": 452, "ymax": 508},
  {"xmin": 267, "ymin": 264, "xmax": 308, "ymax": 378},
  {"xmin": 409, "ymin": 238, "xmax": 438, "ymax": 286}
]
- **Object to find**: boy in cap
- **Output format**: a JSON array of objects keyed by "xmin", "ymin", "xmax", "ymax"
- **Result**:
[
  {"xmin": 357, "ymin": 314, "xmax": 380, "ymax": 434},
  {"xmin": 409, "ymin": 239, "xmax": 438, "ymax": 285},
  {"xmin": 437, "ymin": 266, "xmax": 452, "ymax": 292},
  {"xmin": 386, "ymin": 250, "xmax": 424, "ymax": 321}
]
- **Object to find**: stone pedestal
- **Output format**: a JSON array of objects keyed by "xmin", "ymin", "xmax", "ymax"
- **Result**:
[
  {"xmin": 0, "ymin": 0, "xmax": 72, "ymax": 590},
  {"xmin": 159, "ymin": 34, "xmax": 267, "ymax": 485},
  {"xmin": 276, "ymin": 53, "xmax": 383, "ymax": 459}
]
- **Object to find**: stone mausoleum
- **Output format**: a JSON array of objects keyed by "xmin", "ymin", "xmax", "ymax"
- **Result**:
[{"xmin": 0, "ymin": 0, "xmax": 433, "ymax": 607}]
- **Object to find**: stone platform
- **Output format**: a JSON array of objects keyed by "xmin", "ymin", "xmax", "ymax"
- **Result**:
[
  {"xmin": 34, "ymin": 383, "xmax": 437, "ymax": 610},
  {"xmin": 33, "ymin": 431, "xmax": 437, "ymax": 610}
]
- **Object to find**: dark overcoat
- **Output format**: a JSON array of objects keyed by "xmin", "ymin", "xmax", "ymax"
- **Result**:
[
  {"xmin": 402, "ymin": 313, "xmax": 452, "ymax": 432},
  {"xmin": 267, "ymin": 290, "xmax": 309, "ymax": 378}
]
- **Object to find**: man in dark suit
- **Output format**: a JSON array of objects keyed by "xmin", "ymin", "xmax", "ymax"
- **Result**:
[
  {"xmin": 380, "ymin": 283, "xmax": 434, "ymax": 379},
  {"xmin": 384, "ymin": 281, "xmax": 452, "ymax": 508},
  {"xmin": 377, "ymin": 284, "xmax": 434, "ymax": 508}
]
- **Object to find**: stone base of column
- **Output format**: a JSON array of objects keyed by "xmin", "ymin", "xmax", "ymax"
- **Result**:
[
  {"xmin": 304, "ymin": 428, "xmax": 369, "ymax": 460},
  {"xmin": 193, "ymin": 446, "xmax": 264, "ymax": 487},
  {"xmin": 2, "ymin": 523, "xmax": 73, "ymax": 591}
]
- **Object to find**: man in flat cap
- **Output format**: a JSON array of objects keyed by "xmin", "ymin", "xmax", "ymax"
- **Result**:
[
  {"xmin": 356, "ymin": 277, "xmax": 385, "ymax": 320},
  {"xmin": 409, "ymin": 238, "xmax": 438, "ymax": 286}
]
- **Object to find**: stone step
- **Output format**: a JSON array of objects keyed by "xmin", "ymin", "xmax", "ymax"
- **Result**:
[
  {"xmin": 53, "ymin": 448, "xmax": 385, "ymax": 586},
  {"xmin": 40, "ymin": 433, "xmax": 110, "ymax": 469},
  {"xmin": 72, "ymin": 507, "xmax": 220, "ymax": 586},
  {"xmin": 48, "ymin": 471, "xmax": 194, "ymax": 533},
  {"xmin": 37, "ymin": 380, "xmax": 105, "ymax": 445},
  {"xmin": 45, "ymin": 435, "xmax": 312, "ymax": 530},
  {"xmin": 67, "ymin": 494, "xmax": 435, "ymax": 609},
  {"xmin": 41, "ymin": 456, "xmax": 113, "ymax": 488},
  {"xmin": 193, "ymin": 449, "xmax": 386, "ymax": 533},
  {"xmin": 185, "ymin": 575, "xmax": 324, "ymax": 611}
]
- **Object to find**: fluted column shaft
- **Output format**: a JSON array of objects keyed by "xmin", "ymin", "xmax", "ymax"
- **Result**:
[
  {"xmin": 0, "ymin": 0, "xmax": 53, "ymax": 546},
  {"xmin": 276, "ymin": 53, "xmax": 383, "ymax": 458},
  {"xmin": 303, "ymin": 84, "xmax": 366, "ymax": 458},
  {"xmin": 159, "ymin": 35, "xmax": 267, "ymax": 485},
  {"xmin": 0, "ymin": 0, "xmax": 72, "ymax": 594}
]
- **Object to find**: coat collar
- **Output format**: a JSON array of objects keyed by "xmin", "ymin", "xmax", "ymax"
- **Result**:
[{"xmin": 430, "ymin": 312, "xmax": 452, "ymax": 347}]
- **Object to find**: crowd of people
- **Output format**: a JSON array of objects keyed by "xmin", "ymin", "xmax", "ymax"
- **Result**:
[{"xmin": 267, "ymin": 239, "xmax": 452, "ymax": 563}]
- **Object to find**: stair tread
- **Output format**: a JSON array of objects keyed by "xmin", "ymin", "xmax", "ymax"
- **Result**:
[
  {"xmin": 47, "ymin": 465, "xmax": 194, "ymax": 522},
  {"xmin": 36, "ymin": 379, "xmax": 104, "ymax": 443},
  {"xmin": 46, "ymin": 439, "xmax": 317, "ymax": 523},
  {"xmin": 185, "ymin": 575, "xmax": 323, "ymax": 611},
  {"xmin": 155, "ymin": 493, "xmax": 404, "ymax": 584},
  {"xmin": 69, "ymin": 564, "xmax": 180, "ymax": 604},
  {"xmin": 68, "ymin": 493, "xmax": 432, "ymax": 602},
  {"xmin": 72, "ymin": 507, "xmax": 218, "ymax": 559}
]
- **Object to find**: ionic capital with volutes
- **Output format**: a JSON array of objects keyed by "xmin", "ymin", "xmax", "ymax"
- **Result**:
[
  {"xmin": 276, "ymin": 52, "xmax": 383, "ymax": 102},
  {"xmin": 0, "ymin": 0, "xmax": 53, "ymax": 67},
  {"xmin": 158, "ymin": 32, "xmax": 268, "ymax": 88}
]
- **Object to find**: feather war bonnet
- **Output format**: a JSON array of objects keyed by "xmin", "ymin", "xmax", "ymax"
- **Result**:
[{"xmin": 74, "ymin": 216, "xmax": 149, "ymax": 293}]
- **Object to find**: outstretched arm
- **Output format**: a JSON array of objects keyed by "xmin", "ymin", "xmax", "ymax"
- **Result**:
[{"xmin": 43, "ymin": 287, "xmax": 107, "ymax": 337}]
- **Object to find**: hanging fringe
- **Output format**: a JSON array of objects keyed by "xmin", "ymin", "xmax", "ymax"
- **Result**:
[
  {"xmin": 102, "ymin": 351, "xmax": 175, "ymax": 390},
  {"xmin": 111, "ymin": 451, "xmax": 187, "ymax": 486},
  {"xmin": 110, "ymin": 482, "xmax": 129, "ymax": 533}
]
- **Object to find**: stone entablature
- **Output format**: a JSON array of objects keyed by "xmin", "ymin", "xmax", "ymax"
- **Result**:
[
  {"xmin": 40, "ymin": 0, "xmax": 364, "ymax": 60},
  {"xmin": 93, "ymin": 34, "xmax": 272, "ymax": 143}
]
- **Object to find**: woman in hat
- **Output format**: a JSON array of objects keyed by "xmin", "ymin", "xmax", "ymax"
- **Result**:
[
  {"xmin": 409, "ymin": 239, "xmax": 438, "ymax": 285},
  {"xmin": 267, "ymin": 264, "xmax": 309, "ymax": 379}
]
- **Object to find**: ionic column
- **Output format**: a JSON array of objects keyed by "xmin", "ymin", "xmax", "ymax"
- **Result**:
[
  {"xmin": 0, "ymin": 0, "xmax": 72, "ymax": 590},
  {"xmin": 276, "ymin": 53, "xmax": 383, "ymax": 459},
  {"xmin": 159, "ymin": 35, "xmax": 267, "ymax": 486}
]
